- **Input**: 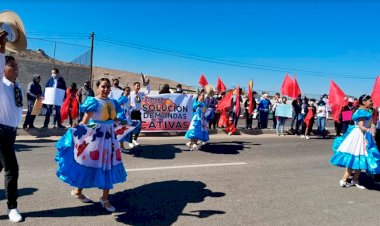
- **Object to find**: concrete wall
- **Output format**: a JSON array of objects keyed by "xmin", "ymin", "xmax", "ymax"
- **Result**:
[{"xmin": 14, "ymin": 57, "xmax": 90, "ymax": 107}]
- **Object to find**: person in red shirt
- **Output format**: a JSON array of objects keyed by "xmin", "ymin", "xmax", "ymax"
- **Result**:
[{"xmin": 224, "ymin": 113, "xmax": 237, "ymax": 135}]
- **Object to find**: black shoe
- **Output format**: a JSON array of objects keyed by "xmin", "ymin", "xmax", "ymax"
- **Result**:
[
  {"xmin": 22, "ymin": 125, "xmax": 27, "ymax": 129},
  {"xmin": 41, "ymin": 125, "xmax": 48, "ymax": 129},
  {"xmin": 29, "ymin": 125, "xmax": 36, "ymax": 129},
  {"xmin": 57, "ymin": 125, "xmax": 66, "ymax": 129}
]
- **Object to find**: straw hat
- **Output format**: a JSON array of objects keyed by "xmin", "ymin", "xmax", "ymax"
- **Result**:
[
  {"xmin": 0, "ymin": 11, "xmax": 27, "ymax": 52},
  {"xmin": 204, "ymin": 84, "xmax": 215, "ymax": 97}
]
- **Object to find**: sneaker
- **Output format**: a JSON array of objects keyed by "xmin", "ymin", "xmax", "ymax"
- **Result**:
[
  {"xmin": 351, "ymin": 181, "xmax": 366, "ymax": 189},
  {"xmin": 201, "ymin": 141, "xmax": 206, "ymax": 146},
  {"xmin": 132, "ymin": 140, "xmax": 140, "ymax": 146},
  {"xmin": 7, "ymin": 208, "xmax": 22, "ymax": 222},
  {"xmin": 280, "ymin": 134, "xmax": 285, "ymax": 137},
  {"xmin": 186, "ymin": 142, "xmax": 192, "ymax": 147},
  {"xmin": 300, "ymin": 135, "xmax": 305, "ymax": 139},
  {"xmin": 57, "ymin": 124, "xmax": 66, "ymax": 129},
  {"xmin": 305, "ymin": 136, "xmax": 310, "ymax": 140},
  {"xmin": 128, "ymin": 143, "xmax": 135, "ymax": 149},
  {"xmin": 339, "ymin": 180, "xmax": 352, "ymax": 188}
]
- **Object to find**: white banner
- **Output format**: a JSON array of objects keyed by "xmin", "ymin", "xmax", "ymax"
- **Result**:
[
  {"xmin": 43, "ymin": 87, "xmax": 65, "ymax": 106},
  {"xmin": 141, "ymin": 94, "xmax": 193, "ymax": 132}
]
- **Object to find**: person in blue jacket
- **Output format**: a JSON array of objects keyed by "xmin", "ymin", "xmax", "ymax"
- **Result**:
[{"xmin": 42, "ymin": 68, "xmax": 67, "ymax": 128}]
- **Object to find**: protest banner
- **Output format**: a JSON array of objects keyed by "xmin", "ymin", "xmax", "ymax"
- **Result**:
[{"xmin": 141, "ymin": 94, "xmax": 193, "ymax": 132}]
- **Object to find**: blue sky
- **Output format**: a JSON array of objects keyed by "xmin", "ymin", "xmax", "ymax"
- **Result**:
[{"xmin": 3, "ymin": 0, "xmax": 380, "ymax": 96}]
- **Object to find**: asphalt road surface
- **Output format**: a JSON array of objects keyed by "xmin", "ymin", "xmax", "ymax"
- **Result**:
[{"xmin": 1, "ymin": 133, "xmax": 379, "ymax": 226}]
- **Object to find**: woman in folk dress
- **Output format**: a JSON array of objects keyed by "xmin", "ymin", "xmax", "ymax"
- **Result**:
[{"xmin": 330, "ymin": 94, "xmax": 380, "ymax": 189}]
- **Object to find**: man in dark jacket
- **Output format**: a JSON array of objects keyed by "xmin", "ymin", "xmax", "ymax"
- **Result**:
[
  {"xmin": 22, "ymin": 74, "xmax": 42, "ymax": 129},
  {"xmin": 42, "ymin": 68, "xmax": 66, "ymax": 128}
]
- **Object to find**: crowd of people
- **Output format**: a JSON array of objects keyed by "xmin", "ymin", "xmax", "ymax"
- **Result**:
[{"xmin": 3, "ymin": 28, "xmax": 380, "ymax": 222}]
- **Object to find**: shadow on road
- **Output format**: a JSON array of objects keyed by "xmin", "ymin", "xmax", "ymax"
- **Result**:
[
  {"xmin": 18, "ymin": 180, "xmax": 225, "ymax": 225},
  {"xmin": 16, "ymin": 139, "xmax": 57, "ymax": 144},
  {"xmin": 113, "ymin": 180, "xmax": 226, "ymax": 225},
  {"xmin": 0, "ymin": 187, "xmax": 38, "ymax": 201},
  {"xmin": 199, "ymin": 141, "xmax": 258, "ymax": 155},
  {"xmin": 126, "ymin": 144, "xmax": 184, "ymax": 160},
  {"xmin": 14, "ymin": 144, "xmax": 47, "ymax": 152}
]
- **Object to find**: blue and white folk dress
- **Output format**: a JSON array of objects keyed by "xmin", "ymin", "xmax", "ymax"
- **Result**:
[
  {"xmin": 55, "ymin": 97, "xmax": 127, "ymax": 189},
  {"xmin": 330, "ymin": 109, "xmax": 380, "ymax": 174},
  {"xmin": 116, "ymin": 95, "xmax": 141, "ymax": 142},
  {"xmin": 185, "ymin": 100, "xmax": 209, "ymax": 142}
]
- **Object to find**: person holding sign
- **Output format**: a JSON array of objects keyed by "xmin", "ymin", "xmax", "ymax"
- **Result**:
[
  {"xmin": 275, "ymin": 97, "xmax": 290, "ymax": 136},
  {"xmin": 22, "ymin": 74, "xmax": 42, "ymax": 129},
  {"xmin": 42, "ymin": 68, "xmax": 66, "ymax": 129},
  {"xmin": 342, "ymin": 98, "xmax": 355, "ymax": 134}
]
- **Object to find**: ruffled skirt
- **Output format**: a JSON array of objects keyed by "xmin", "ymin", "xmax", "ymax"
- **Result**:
[
  {"xmin": 55, "ymin": 123, "xmax": 127, "ymax": 189},
  {"xmin": 185, "ymin": 113, "xmax": 209, "ymax": 142},
  {"xmin": 330, "ymin": 126, "xmax": 380, "ymax": 174}
]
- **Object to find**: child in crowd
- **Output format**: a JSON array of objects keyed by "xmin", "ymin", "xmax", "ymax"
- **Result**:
[
  {"xmin": 117, "ymin": 86, "xmax": 141, "ymax": 152},
  {"xmin": 185, "ymin": 92, "xmax": 209, "ymax": 150},
  {"xmin": 224, "ymin": 113, "xmax": 237, "ymax": 135},
  {"xmin": 275, "ymin": 97, "xmax": 288, "ymax": 136},
  {"xmin": 301, "ymin": 98, "xmax": 316, "ymax": 140}
]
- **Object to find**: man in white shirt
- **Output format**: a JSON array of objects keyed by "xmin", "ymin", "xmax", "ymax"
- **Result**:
[
  {"xmin": 128, "ymin": 79, "xmax": 150, "ymax": 148},
  {"xmin": 108, "ymin": 78, "xmax": 123, "ymax": 100},
  {"xmin": 0, "ymin": 31, "xmax": 23, "ymax": 222}
]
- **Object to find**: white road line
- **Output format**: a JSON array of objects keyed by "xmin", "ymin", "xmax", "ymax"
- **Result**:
[{"xmin": 127, "ymin": 162, "xmax": 247, "ymax": 172}]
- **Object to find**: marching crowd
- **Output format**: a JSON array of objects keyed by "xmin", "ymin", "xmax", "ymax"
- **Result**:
[{"xmin": 3, "ymin": 27, "xmax": 380, "ymax": 223}]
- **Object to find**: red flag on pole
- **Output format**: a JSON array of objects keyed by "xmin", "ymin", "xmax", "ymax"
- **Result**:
[
  {"xmin": 328, "ymin": 80, "xmax": 347, "ymax": 122},
  {"xmin": 198, "ymin": 74, "xmax": 208, "ymax": 88},
  {"xmin": 236, "ymin": 86, "xmax": 241, "ymax": 118},
  {"xmin": 217, "ymin": 90, "xmax": 234, "ymax": 127},
  {"xmin": 248, "ymin": 80, "xmax": 254, "ymax": 114},
  {"xmin": 280, "ymin": 74, "xmax": 294, "ymax": 97},
  {"xmin": 216, "ymin": 76, "xmax": 227, "ymax": 93},
  {"xmin": 371, "ymin": 76, "xmax": 380, "ymax": 107},
  {"xmin": 292, "ymin": 75, "xmax": 301, "ymax": 98}
]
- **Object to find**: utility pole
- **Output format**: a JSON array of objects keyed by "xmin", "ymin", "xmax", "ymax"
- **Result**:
[
  {"xmin": 53, "ymin": 41, "xmax": 56, "ymax": 59},
  {"xmin": 89, "ymin": 32, "xmax": 95, "ymax": 87}
]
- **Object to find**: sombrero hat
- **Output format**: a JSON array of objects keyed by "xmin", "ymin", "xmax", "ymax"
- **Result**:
[
  {"xmin": 0, "ymin": 11, "xmax": 27, "ymax": 52},
  {"xmin": 204, "ymin": 84, "xmax": 215, "ymax": 97}
]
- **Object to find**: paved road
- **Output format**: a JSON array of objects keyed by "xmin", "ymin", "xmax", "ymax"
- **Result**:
[{"xmin": 1, "ymin": 134, "xmax": 378, "ymax": 225}]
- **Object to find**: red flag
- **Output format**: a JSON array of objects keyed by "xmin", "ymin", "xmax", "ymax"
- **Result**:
[
  {"xmin": 216, "ymin": 90, "xmax": 233, "ymax": 111},
  {"xmin": 216, "ymin": 90, "xmax": 234, "ymax": 127},
  {"xmin": 198, "ymin": 74, "xmax": 208, "ymax": 88},
  {"xmin": 328, "ymin": 80, "xmax": 347, "ymax": 122},
  {"xmin": 371, "ymin": 76, "xmax": 380, "ymax": 107},
  {"xmin": 236, "ymin": 86, "xmax": 241, "ymax": 118},
  {"xmin": 216, "ymin": 76, "xmax": 227, "ymax": 93},
  {"xmin": 248, "ymin": 80, "xmax": 254, "ymax": 114},
  {"xmin": 292, "ymin": 75, "xmax": 301, "ymax": 98},
  {"xmin": 280, "ymin": 74, "xmax": 294, "ymax": 97}
]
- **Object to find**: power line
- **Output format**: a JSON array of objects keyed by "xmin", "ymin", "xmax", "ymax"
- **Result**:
[
  {"xmin": 28, "ymin": 37, "xmax": 90, "ymax": 48},
  {"xmin": 95, "ymin": 35, "xmax": 375, "ymax": 80}
]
